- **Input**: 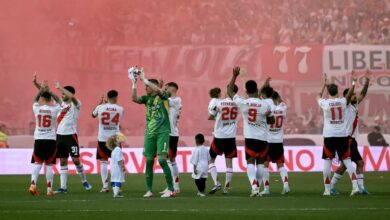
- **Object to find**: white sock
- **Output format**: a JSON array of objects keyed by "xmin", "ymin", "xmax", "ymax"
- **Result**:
[
  {"xmin": 113, "ymin": 186, "xmax": 120, "ymax": 196},
  {"xmin": 246, "ymin": 164, "xmax": 258, "ymax": 190},
  {"xmin": 45, "ymin": 165, "xmax": 54, "ymax": 190},
  {"xmin": 170, "ymin": 161, "xmax": 179, "ymax": 185},
  {"xmin": 343, "ymin": 159, "xmax": 358, "ymax": 189},
  {"xmin": 323, "ymin": 160, "xmax": 332, "ymax": 191},
  {"xmin": 263, "ymin": 166, "xmax": 270, "ymax": 192},
  {"xmin": 100, "ymin": 161, "xmax": 108, "ymax": 188},
  {"xmin": 76, "ymin": 164, "xmax": 87, "ymax": 183},
  {"xmin": 330, "ymin": 173, "xmax": 342, "ymax": 189},
  {"xmin": 256, "ymin": 164, "xmax": 264, "ymax": 188},
  {"xmin": 279, "ymin": 166, "xmax": 289, "ymax": 187},
  {"xmin": 357, "ymin": 173, "xmax": 365, "ymax": 190},
  {"xmin": 31, "ymin": 163, "xmax": 43, "ymax": 187},
  {"xmin": 60, "ymin": 166, "xmax": 68, "ymax": 189},
  {"xmin": 225, "ymin": 168, "xmax": 233, "ymax": 188},
  {"xmin": 209, "ymin": 163, "xmax": 220, "ymax": 185}
]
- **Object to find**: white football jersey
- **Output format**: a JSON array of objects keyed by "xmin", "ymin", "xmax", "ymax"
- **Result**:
[
  {"xmin": 208, "ymin": 98, "xmax": 220, "ymax": 115},
  {"xmin": 210, "ymin": 97, "xmax": 239, "ymax": 139},
  {"xmin": 264, "ymin": 98, "xmax": 276, "ymax": 112},
  {"xmin": 233, "ymin": 95, "xmax": 271, "ymax": 141},
  {"xmin": 190, "ymin": 146, "xmax": 210, "ymax": 179},
  {"xmin": 56, "ymin": 100, "xmax": 82, "ymax": 135},
  {"xmin": 345, "ymin": 104, "xmax": 359, "ymax": 138},
  {"xmin": 92, "ymin": 103, "xmax": 124, "ymax": 142},
  {"xmin": 268, "ymin": 102, "xmax": 287, "ymax": 143},
  {"xmin": 33, "ymin": 103, "xmax": 61, "ymax": 140},
  {"xmin": 168, "ymin": 97, "xmax": 182, "ymax": 137},
  {"xmin": 318, "ymin": 97, "xmax": 348, "ymax": 137},
  {"xmin": 110, "ymin": 146, "xmax": 125, "ymax": 183}
]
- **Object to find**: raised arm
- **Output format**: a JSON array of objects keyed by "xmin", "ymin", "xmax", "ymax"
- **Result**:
[
  {"xmin": 139, "ymin": 68, "xmax": 165, "ymax": 96},
  {"xmin": 261, "ymin": 77, "xmax": 271, "ymax": 91},
  {"xmin": 357, "ymin": 69, "xmax": 371, "ymax": 104},
  {"xmin": 54, "ymin": 81, "xmax": 78, "ymax": 106},
  {"xmin": 128, "ymin": 67, "xmax": 144, "ymax": 104},
  {"xmin": 92, "ymin": 94, "xmax": 105, "ymax": 118},
  {"xmin": 227, "ymin": 66, "xmax": 240, "ymax": 98},
  {"xmin": 316, "ymin": 73, "xmax": 328, "ymax": 102},
  {"xmin": 345, "ymin": 70, "xmax": 357, "ymax": 104},
  {"xmin": 33, "ymin": 72, "xmax": 41, "ymax": 90}
]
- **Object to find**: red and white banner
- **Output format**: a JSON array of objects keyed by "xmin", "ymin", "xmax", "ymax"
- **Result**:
[{"xmin": 0, "ymin": 146, "xmax": 388, "ymax": 175}]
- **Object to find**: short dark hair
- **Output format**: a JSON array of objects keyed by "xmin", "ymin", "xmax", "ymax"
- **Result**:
[
  {"xmin": 107, "ymin": 90, "xmax": 118, "ymax": 99},
  {"xmin": 149, "ymin": 79, "xmax": 159, "ymax": 86},
  {"xmin": 40, "ymin": 91, "xmax": 52, "ymax": 101},
  {"xmin": 327, "ymin": 84, "xmax": 338, "ymax": 96},
  {"xmin": 209, "ymin": 87, "xmax": 221, "ymax": 98},
  {"xmin": 271, "ymin": 90, "xmax": 280, "ymax": 101},
  {"xmin": 64, "ymin": 86, "xmax": 75, "ymax": 94},
  {"xmin": 260, "ymin": 86, "xmax": 274, "ymax": 98},
  {"xmin": 195, "ymin": 133, "xmax": 205, "ymax": 145},
  {"xmin": 227, "ymin": 84, "xmax": 238, "ymax": 94},
  {"xmin": 166, "ymin": 82, "xmax": 178, "ymax": 90},
  {"xmin": 245, "ymin": 80, "xmax": 258, "ymax": 94}
]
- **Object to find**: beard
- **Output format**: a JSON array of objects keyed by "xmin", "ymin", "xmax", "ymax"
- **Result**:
[{"xmin": 351, "ymin": 100, "xmax": 357, "ymax": 105}]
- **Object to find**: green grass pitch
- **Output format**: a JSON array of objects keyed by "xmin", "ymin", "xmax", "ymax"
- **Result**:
[{"xmin": 0, "ymin": 172, "xmax": 389, "ymax": 220}]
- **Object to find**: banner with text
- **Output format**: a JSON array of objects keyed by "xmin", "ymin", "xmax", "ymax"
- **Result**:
[{"xmin": 0, "ymin": 146, "xmax": 388, "ymax": 175}]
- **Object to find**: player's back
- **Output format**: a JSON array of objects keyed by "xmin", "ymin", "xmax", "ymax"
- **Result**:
[
  {"xmin": 168, "ymin": 96, "xmax": 182, "ymax": 136},
  {"xmin": 213, "ymin": 98, "xmax": 238, "ymax": 139},
  {"xmin": 236, "ymin": 97, "xmax": 270, "ymax": 141},
  {"xmin": 345, "ymin": 104, "xmax": 359, "ymax": 138},
  {"xmin": 94, "ymin": 103, "xmax": 124, "ymax": 142},
  {"xmin": 318, "ymin": 97, "xmax": 348, "ymax": 137},
  {"xmin": 268, "ymin": 102, "xmax": 287, "ymax": 143},
  {"xmin": 33, "ymin": 103, "xmax": 61, "ymax": 140},
  {"xmin": 56, "ymin": 101, "xmax": 82, "ymax": 135}
]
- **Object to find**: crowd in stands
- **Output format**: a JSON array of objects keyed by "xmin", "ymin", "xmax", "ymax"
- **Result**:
[{"xmin": 43, "ymin": 0, "xmax": 390, "ymax": 46}]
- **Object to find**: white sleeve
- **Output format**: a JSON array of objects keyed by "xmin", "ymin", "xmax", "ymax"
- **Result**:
[
  {"xmin": 318, "ymin": 98, "xmax": 326, "ymax": 109},
  {"xmin": 92, "ymin": 105, "xmax": 100, "ymax": 117},
  {"xmin": 190, "ymin": 149, "xmax": 198, "ymax": 165},
  {"xmin": 208, "ymin": 99, "xmax": 218, "ymax": 116},
  {"xmin": 117, "ymin": 148, "xmax": 124, "ymax": 161},
  {"xmin": 340, "ymin": 97, "xmax": 347, "ymax": 109},
  {"xmin": 32, "ymin": 103, "xmax": 39, "ymax": 114},
  {"xmin": 75, "ymin": 100, "xmax": 82, "ymax": 110},
  {"xmin": 169, "ymin": 98, "xmax": 182, "ymax": 109}
]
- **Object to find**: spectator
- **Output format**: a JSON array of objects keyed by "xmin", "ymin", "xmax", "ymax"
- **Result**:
[
  {"xmin": 367, "ymin": 126, "xmax": 389, "ymax": 146},
  {"xmin": 0, "ymin": 123, "xmax": 8, "ymax": 148}
]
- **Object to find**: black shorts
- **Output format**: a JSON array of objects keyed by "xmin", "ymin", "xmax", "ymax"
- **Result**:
[
  {"xmin": 168, "ymin": 136, "xmax": 179, "ymax": 160},
  {"xmin": 322, "ymin": 137, "xmax": 350, "ymax": 160},
  {"xmin": 56, "ymin": 134, "xmax": 80, "ymax": 158},
  {"xmin": 349, "ymin": 137, "xmax": 363, "ymax": 163},
  {"xmin": 267, "ymin": 143, "xmax": 284, "ymax": 163},
  {"xmin": 96, "ymin": 141, "xmax": 112, "ymax": 160},
  {"xmin": 245, "ymin": 138, "xmax": 268, "ymax": 160},
  {"xmin": 31, "ymin": 139, "xmax": 57, "ymax": 164},
  {"xmin": 209, "ymin": 137, "xmax": 237, "ymax": 159}
]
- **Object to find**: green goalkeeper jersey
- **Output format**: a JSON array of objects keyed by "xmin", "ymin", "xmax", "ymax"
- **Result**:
[{"xmin": 140, "ymin": 91, "xmax": 171, "ymax": 134}]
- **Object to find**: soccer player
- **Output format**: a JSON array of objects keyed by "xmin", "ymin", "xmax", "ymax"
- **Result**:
[
  {"xmin": 317, "ymin": 72, "xmax": 359, "ymax": 196},
  {"xmin": 263, "ymin": 90, "xmax": 290, "ymax": 195},
  {"xmin": 227, "ymin": 67, "xmax": 274, "ymax": 197},
  {"xmin": 128, "ymin": 67, "xmax": 175, "ymax": 198},
  {"xmin": 190, "ymin": 133, "xmax": 210, "ymax": 197},
  {"xmin": 105, "ymin": 134, "xmax": 125, "ymax": 198},
  {"xmin": 92, "ymin": 90, "xmax": 124, "ymax": 193},
  {"xmin": 53, "ymin": 81, "xmax": 92, "ymax": 193},
  {"xmin": 163, "ymin": 82, "xmax": 182, "ymax": 193},
  {"xmin": 258, "ymin": 77, "xmax": 276, "ymax": 195},
  {"xmin": 29, "ymin": 78, "xmax": 61, "ymax": 196},
  {"xmin": 330, "ymin": 70, "xmax": 371, "ymax": 195},
  {"xmin": 208, "ymin": 77, "xmax": 239, "ymax": 195}
]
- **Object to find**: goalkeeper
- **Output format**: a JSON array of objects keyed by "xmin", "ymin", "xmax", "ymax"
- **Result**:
[{"xmin": 128, "ymin": 67, "xmax": 175, "ymax": 198}]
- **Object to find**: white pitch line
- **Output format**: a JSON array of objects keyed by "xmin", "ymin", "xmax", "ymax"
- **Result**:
[{"xmin": 1, "ymin": 207, "xmax": 390, "ymax": 213}]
